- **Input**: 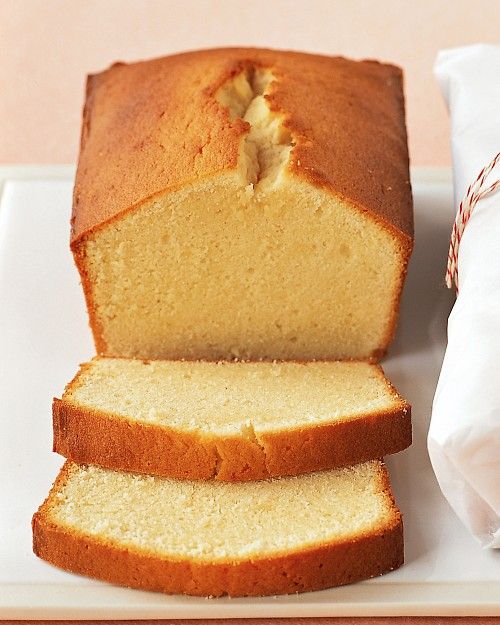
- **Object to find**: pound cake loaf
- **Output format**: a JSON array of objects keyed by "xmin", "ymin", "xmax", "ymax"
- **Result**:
[
  {"xmin": 71, "ymin": 48, "xmax": 413, "ymax": 362},
  {"xmin": 53, "ymin": 358, "xmax": 411, "ymax": 481},
  {"xmin": 32, "ymin": 460, "xmax": 403, "ymax": 597}
]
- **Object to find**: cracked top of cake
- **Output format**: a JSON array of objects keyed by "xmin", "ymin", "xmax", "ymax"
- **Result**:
[{"xmin": 71, "ymin": 47, "xmax": 413, "ymax": 246}]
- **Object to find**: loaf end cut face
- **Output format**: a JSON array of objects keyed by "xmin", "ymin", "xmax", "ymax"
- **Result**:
[{"xmin": 71, "ymin": 48, "xmax": 413, "ymax": 361}]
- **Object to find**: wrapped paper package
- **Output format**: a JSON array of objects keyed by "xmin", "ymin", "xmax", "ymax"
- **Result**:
[{"xmin": 430, "ymin": 44, "xmax": 500, "ymax": 548}]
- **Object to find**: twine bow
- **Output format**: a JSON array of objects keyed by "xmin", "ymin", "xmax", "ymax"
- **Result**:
[{"xmin": 446, "ymin": 152, "xmax": 500, "ymax": 291}]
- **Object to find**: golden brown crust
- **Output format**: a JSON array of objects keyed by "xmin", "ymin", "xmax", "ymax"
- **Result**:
[
  {"xmin": 376, "ymin": 235, "xmax": 412, "ymax": 360},
  {"xmin": 32, "ymin": 462, "xmax": 403, "ymax": 597},
  {"xmin": 70, "ymin": 243, "xmax": 106, "ymax": 354},
  {"xmin": 71, "ymin": 48, "xmax": 413, "ymax": 246},
  {"xmin": 52, "ymin": 363, "xmax": 411, "ymax": 482}
]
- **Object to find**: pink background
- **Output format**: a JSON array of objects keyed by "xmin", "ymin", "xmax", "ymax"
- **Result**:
[{"xmin": 1, "ymin": 0, "xmax": 499, "ymax": 166}]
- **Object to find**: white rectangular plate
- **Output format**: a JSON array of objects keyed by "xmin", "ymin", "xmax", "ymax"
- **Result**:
[{"xmin": 0, "ymin": 166, "xmax": 499, "ymax": 618}]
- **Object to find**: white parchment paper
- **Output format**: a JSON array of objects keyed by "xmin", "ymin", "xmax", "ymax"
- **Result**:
[{"xmin": 429, "ymin": 44, "xmax": 500, "ymax": 548}]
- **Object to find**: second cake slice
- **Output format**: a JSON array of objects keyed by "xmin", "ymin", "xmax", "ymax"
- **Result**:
[
  {"xmin": 53, "ymin": 358, "xmax": 411, "ymax": 481},
  {"xmin": 33, "ymin": 460, "xmax": 403, "ymax": 596}
]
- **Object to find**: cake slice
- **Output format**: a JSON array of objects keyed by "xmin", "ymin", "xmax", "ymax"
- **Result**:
[
  {"xmin": 32, "ymin": 460, "xmax": 403, "ymax": 597},
  {"xmin": 53, "ymin": 358, "xmax": 411, "ymax": 481}
]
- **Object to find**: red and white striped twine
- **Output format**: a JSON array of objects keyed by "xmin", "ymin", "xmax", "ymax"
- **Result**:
[{"xmin": 446, "ymin": 151, "xmax": 500, "ymax": 291}]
